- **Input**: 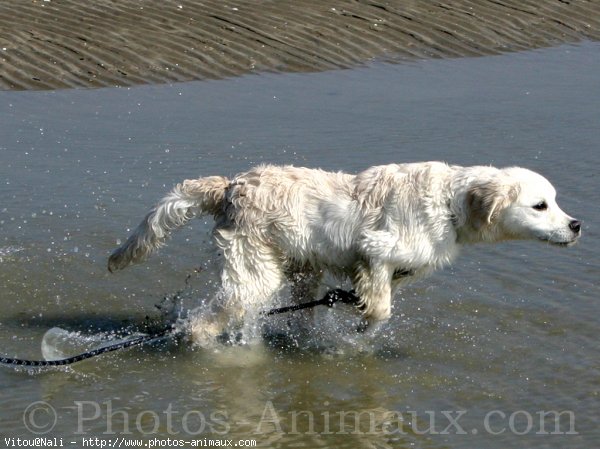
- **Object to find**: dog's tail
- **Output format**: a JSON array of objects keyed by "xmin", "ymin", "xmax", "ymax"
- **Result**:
[{"xmin": 108, "ymin": 176, "xmax": 229, "ymax": 272}]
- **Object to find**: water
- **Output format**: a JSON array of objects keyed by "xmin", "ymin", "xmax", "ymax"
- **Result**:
[{"xmin": 1, "ymin": 43, "xmax": 598, "ymax": 448}]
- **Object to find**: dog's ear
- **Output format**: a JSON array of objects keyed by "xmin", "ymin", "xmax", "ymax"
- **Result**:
[{"xmin": 466, "ymin": 180, "xmax": 517, "ymax": 229}]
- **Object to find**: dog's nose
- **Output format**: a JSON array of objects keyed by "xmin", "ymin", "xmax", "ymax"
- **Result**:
[{"xmin": 569, "ymin": 219, "xmax": 581, "ymax": 234}]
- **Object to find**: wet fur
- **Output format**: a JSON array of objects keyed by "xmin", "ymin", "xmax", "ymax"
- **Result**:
[{"xmin": 108, "ymin": 162, "xmax": 580, "ymax": 340}]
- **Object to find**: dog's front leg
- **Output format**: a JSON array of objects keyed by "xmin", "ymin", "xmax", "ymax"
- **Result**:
[{"xmin": 352, "ymin": 260, "xmax": 393, "ymax": 328}]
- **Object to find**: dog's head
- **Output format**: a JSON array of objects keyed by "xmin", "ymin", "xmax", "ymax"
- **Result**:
[{"xmin": 466, "ymin": 167, "xmax": 581, "ymax": 246}]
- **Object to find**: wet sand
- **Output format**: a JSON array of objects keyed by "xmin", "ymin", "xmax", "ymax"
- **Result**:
[{"xmin": 1, "ymin": 0, "xmax": 599, "ymax": 90}]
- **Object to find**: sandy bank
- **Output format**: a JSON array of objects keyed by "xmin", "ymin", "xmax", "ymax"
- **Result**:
[{"xmin": 1, "ymin": 0, "xmax": 598, "ymax": 90}]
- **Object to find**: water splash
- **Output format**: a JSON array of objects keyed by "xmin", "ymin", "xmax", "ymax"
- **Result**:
[
  {"xmin": 40, "ymin": 327, "xmax": 147, "ymax": 361},
  {"xmin": 0, "ymin": 245, "xmax": 24, "ymax": 262}
]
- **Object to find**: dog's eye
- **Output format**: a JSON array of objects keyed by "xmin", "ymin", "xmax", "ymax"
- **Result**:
[{"xmin": 532, "ymin": 201, "xmax": 548, "ymax": 211}]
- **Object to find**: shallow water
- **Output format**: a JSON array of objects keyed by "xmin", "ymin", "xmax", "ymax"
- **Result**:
[{"xmin": 1, "ymin": 43, "xmax": 598, "ymax": 448}]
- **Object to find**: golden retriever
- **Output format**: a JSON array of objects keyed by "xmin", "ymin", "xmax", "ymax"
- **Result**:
[{"xmin": 108, "ymin": 162, "xmax": 581, "ymax": 340}]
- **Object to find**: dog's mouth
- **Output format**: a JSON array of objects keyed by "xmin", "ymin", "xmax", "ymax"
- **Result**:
[
  {"xmin": 551, "ymin": 241, "xmax": 576, "ymax": 247},
  {"xmin": 537, "ymin": 236, "xmax": 579, "ymax": 247}
]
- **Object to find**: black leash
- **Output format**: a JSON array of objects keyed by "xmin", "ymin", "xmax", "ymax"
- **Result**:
[
  {"xmin": 0, "ymin": 327, "xmax": 175, "ymax": 368},
  {"xmin": 263, "ymin": 288, "xmax": 360, "ymax": 316},
  {"xmin": 1, "ymin": 289, "xmax": 360, "ymax": 368}
]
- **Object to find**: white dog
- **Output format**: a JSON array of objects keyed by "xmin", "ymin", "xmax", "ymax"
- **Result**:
[{"xmin": 108, "ymin": 162, "xmax": 581, "ymax": 339}]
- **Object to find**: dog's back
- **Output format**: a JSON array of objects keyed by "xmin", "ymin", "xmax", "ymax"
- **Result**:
[{"xmin": 220, "ymin": 165, "xmax": 359, "ymax": 270}]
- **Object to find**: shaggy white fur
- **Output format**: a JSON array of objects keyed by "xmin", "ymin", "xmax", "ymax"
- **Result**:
[{"xmin": 108, "ymin": 162, "xmax": 580, "ymax": 340}]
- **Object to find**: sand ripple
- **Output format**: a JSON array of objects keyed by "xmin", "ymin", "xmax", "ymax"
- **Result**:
[{"xmin": 1, "ymin": 0, "xmax": 599, "ymax": 90}]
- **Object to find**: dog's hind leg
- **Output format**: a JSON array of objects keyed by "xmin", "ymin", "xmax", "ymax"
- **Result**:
[{"xmin": 191, "ymin": 230, "xmax": 285, "ymax": 343}]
